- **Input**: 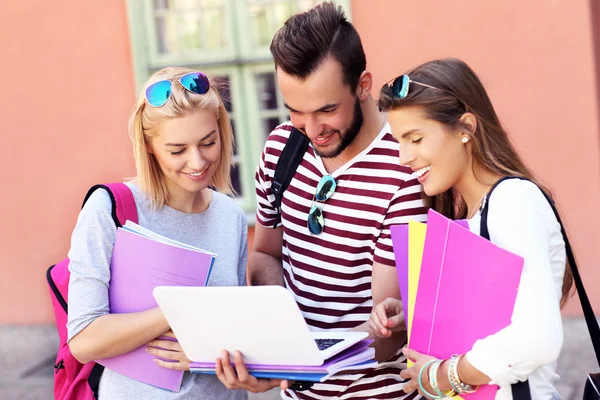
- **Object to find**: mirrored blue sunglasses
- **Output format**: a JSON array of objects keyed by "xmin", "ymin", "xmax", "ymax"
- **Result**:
[
  {"xmin": 145, "ymin": 72, "xmax": 210, "ymax": 107},
  {"xmin": 307, "ymin": 175, "xmax": 337, "ymax": 235}
]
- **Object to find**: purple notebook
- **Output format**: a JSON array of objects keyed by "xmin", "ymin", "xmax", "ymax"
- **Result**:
[
  {"xmin": 190, "ymin": 339, "xmax": 373, "ymax": 373},
  {"xmin": 410, "ymin": 210, "xmax": 523, "ymax": 399},
  {"xmin": 391, "ymin": 224, "xmax": 410, "ymax": 322},
  {"xmin": 95, "ymin": 226, "xmax": 215, "ymax": 392}
]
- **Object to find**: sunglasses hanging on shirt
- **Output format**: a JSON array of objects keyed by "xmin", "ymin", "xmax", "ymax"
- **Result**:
[{"xmin": 307, "ymin": 175, "xmax": 336, "ymax": 235}]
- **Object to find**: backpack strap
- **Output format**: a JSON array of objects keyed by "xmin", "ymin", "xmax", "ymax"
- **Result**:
[
  {"xmin": 82, "ymin": 183, "xmax": 138, "ymax": 227},
  {"xmin": 479, "ymin": 176, "xmax": 600, "ymax": 399},
  {"xmin": 79, "ymin": 183, "xmax": 137, "ymax": 399},
  {"xmin": 88, "ymin": 363, "xmax": 104, "ymax": 399},
  {"xmin": 271, "ymin": 128, "xmax": 309, "ymax": 228},
  {"xmin": 479, "ymin": 176, "xmax": 515, "ymax": 241}
]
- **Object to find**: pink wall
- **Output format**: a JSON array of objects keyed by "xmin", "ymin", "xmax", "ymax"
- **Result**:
[
  {"xmin": 352, "ymin": 0, "xmax": 600, "ymax": 315},
  {"xmin": 1, "ymin": 1, "xmax": 598, "ymax": 324},
  {"xmin": 0, "ymin": 1, "xmax": 136, "ymax": 323},
  {"xmin": 593, "ymin": 0, "xmax": 600, "ymax": 121}
]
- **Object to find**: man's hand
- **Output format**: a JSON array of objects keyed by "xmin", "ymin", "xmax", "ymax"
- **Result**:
[
  {"xmin": 248, "ymin": 224, "xmax": 285, "ymax": 286},
  {"xmin": 215, "ymin": 350, "xmax": 290, "ymax": 392},
  {"xmin": 368, "ymin": 297, "xmax": 405, "ymax": 338},
  {"xmin": 146, "ymin": 330, "xmax": 192, "ymax": 371}
]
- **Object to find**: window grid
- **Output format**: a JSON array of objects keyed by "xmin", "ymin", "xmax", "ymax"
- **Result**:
[{"xmin": 127, "ymin": 0, "xmax": 351, "ymax": 215}]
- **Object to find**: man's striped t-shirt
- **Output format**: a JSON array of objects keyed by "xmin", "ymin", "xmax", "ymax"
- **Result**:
[{"xmin": 255, "ymin": 122, "xmax": 428, "ymax": 399}]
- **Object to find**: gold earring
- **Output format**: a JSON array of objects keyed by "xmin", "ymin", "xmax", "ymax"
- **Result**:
[{"xmin": 462, "ymin": 137, "xmax": 469, "ymax": 144}]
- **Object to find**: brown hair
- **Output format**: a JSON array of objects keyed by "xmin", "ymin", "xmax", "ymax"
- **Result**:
[
  {"xmin": 379, "ymin": 58, "xmax": 574, "ymax": 307},
  {"xmin": 269, "ymin": 1, "xmax": 365, "ymax": 91},
  {"xmin": 129, "ymin": 67, "xmax": 234, "ymax": 209}
]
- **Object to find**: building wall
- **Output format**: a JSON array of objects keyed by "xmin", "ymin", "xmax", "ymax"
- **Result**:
[
  {"xmin": 351, "ymin": 0, "xmax": 600, "ymax": 315},
  {"xmin": 592, "ymin": 0, "xmax": 600, "ymax": 126},
  {"xmin": 1, "ymin": 0, "xmax": 598, "ymax": 324},
  {"xmin": 0, "ymin": 1, "xmax": 136, "ymax": 323}
]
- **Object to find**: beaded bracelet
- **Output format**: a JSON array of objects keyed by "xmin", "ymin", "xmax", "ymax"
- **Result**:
[
  {"xmin": 429, "ymin": 359, "xmax": 456, "ymax": 398},
  {"xmin": 447, "ymin": 354, "xmax": 476, "ymax": 394},
  {"xmin": 418, "ymin": 360, "xmax": 444, "ymax": 399}
]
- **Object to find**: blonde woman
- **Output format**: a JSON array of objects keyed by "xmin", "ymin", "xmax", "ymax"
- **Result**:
[{"xmin": 67, "ymin": 67, "xmax": 248, "ymax": 400}]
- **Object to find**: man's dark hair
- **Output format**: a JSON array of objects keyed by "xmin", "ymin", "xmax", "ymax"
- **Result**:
[{"xmin": 269, "ymin": 2, "xmax": 366, "ymax": 92}]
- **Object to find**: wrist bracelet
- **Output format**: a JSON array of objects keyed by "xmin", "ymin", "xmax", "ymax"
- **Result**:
[
  {"xmin": 418, "ymin": 360, "xmax": 444, "ymax": 399},
  {"xmin": 288, "ymin": 381, "xmax": 315, "ymax": 391},
  {"xmin": 429, "ymin": 360, "xmax": 455, "ymax": 398},
  {"xmin": 447, "ymin": 355, "xmax": 462, "ymax": 394},
  {"xmin": 448, "ymin": 354, "xmax": 476, "ymax": 394}
]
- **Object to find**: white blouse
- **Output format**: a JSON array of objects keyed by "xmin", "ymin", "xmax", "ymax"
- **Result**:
[{"xmin": 466, "ymin": 179, "xmax": 566, "ymax": 400}]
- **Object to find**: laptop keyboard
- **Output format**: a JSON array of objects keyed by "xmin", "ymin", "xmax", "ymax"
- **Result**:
[{"xmin": 314, "ymin": 338, "xmax": 344, "ymax": 350}]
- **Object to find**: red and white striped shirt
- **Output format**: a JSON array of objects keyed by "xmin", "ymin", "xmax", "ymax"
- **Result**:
[{"xmin": 255, "ymin": 122, "xmax": 427, "ymax": 399}]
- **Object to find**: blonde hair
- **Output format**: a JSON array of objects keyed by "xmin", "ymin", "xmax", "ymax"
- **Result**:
[{"xmin": 129, "ymin": 67, "xmax": 234, "ymax": 209}]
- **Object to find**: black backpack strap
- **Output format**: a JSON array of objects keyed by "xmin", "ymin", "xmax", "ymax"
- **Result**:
[
  {"xmin": 479, "ymin": 176, "xmax": 600, "ymax": 399},
  {"xmin": 82, "ymin": 184, "xmax": 123, "ymax": 228},
  {"xmin": 271, "ymin": 128, "xmax": 309, "ymax": 228},
  {"xmin": 88, "ymin": 362, "xmax": 104, "ymax": 399},
  {"xmin": 479, "ymin": 176, "xmax": 515, "ymax": 241}
]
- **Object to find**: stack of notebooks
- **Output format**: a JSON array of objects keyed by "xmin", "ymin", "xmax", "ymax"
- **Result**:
[
  {"xmin": 152, "ymin": 285, "xmax": 378, "ymax": 384},
  {"xmin": 98, "ymin": 221, "xmax": 376, "ymax": 390},
  {"xmin": 95, "ymin": 221, "xmax": 216, "ymax": 392},
  {"xmin": 390, "ymin": 209, "xmax": 524, "ymax": 400},
  {"xmin": 189, "ymin": 340, "xmax": 377, "ymax": 382}
]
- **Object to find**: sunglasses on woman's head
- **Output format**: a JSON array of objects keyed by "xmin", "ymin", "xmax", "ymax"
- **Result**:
[
  {"xmin": 386, "ymin": 74, "xmax": 442, "ymax": 100},
  {"xmin": 307, "ymin": 175, "xmax": 337, "ymax": 235},
  {"xmin": 145, "ymin": 72, "xmax": 210, "ymax": 107}
]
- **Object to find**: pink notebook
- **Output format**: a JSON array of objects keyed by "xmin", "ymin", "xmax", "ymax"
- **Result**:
[
  {"xmin": 410, "ymin": 210, "xmax": 523, "ymax": 399},
  {"xmin": 391, "ymin": 220, "xmax": 467, "ymax": 327},
  {"xmin": 96, "ymin": 224, "xmax": 215, "ymax": 392}
]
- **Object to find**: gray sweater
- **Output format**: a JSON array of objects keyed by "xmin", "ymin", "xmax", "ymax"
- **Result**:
[{"xmin": 67, "ymin": 182, "xmax": 248, "ymax": 400}]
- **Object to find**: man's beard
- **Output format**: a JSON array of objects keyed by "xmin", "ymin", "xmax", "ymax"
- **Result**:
[{"xmin": 313, "ymin": 97, "xmax": 364, "ymax": 159}]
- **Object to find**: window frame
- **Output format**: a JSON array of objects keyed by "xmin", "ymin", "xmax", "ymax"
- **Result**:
[
  {"xmin": 241, "ymin": 63, "xmax": 290, "ymax": 181},
  {"xmin": 126, "ymin": 0, "xmax": 351, "ymax": 218}
]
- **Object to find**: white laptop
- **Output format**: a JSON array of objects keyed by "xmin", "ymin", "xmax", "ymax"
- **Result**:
[{"xmin": 153, "ymin": 286, "xmax": 368, "ymax": 366}]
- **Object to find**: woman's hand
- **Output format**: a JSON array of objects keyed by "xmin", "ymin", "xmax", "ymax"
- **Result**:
[
  {"xmin": 400, "ymin": 347, "xmax": 444, "ymax": 396},
  {"xmin": 146, "ymin": 330, "xmax": 192, "ymax": 371},
  {"xmin": 368, "ymin": 297, "xmax": 405, "ymax": 338},
  {"xmin": 215, "ymin": 350, "xmax": 289, "ymax": 393},
  {"xmin": 400, "ymin": 347, "xmax": 455, "ymax": 397}
]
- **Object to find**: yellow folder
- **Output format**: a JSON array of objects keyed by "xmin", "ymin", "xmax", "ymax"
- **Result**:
[{"xmin": 407, "ymin": 221, "xmax": 426, "ymax": 368}]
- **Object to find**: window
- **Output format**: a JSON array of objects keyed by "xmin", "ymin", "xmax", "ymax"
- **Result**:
[{"xmin": 127, "ymin": 0, "xmax": 351, "ymax": 217}]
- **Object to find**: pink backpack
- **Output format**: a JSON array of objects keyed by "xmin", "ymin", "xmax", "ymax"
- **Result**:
[{"xmin": 46, "ymin": 183, "xmax": 138, "ymax": 400}]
